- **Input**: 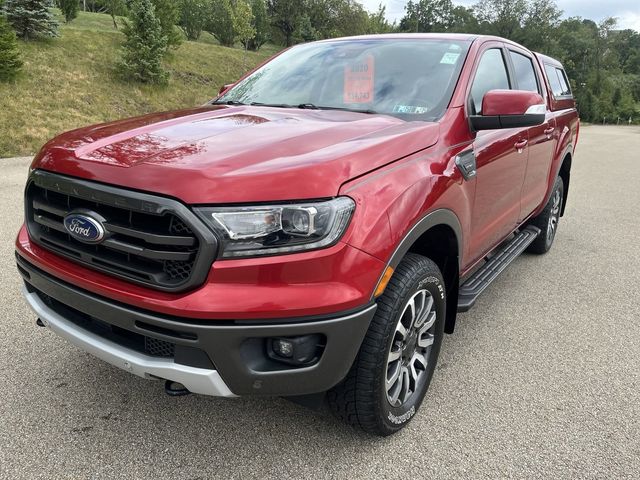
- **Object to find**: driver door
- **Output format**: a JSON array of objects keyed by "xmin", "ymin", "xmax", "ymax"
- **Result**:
[{"xmin": 468, "ymin": 45, "xmax": 529, "ymax": 261}]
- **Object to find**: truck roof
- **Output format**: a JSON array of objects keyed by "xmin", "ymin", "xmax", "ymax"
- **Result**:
[
  {"xmin": 534, "ymin": 52, "xmax": 565, "ymax": 68},
  {"xmin": 318, "ymin": 33, "xmax": 566, "ymax": 69},
  {"xmin": 319, "ymin": 33, "xmax": 480, "ymax": 42}
]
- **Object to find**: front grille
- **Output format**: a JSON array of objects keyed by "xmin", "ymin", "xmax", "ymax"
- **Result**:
[{"xmin": 25, "ymin": 171, "xmax": 217, "ymax": 292}]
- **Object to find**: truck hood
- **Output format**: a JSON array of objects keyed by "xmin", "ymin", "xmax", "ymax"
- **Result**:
[{"xmin": 33, "ymin": 105, "xmax": 440, "ymax": 203}]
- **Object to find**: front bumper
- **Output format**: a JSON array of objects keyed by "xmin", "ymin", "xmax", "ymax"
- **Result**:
[{"xmin": 17, "ymin": 254, "xmax": 376, "ymax": 397}]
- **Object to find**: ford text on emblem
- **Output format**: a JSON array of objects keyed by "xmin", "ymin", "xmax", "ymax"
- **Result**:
[{"xmin": 63, "ymin": 213, "xmax": 106, "ymax": 244}]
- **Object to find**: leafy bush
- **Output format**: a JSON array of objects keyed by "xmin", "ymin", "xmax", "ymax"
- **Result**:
[{"xmin": 118, "ymin": 0, "xmax": 168, "ymax": 84}]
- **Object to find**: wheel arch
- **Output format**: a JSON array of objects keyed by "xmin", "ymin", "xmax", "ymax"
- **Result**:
[
  {"xmin": 381, "ymin": 209, "xmax": 462, "ymax": 335},
  {"xmin": 558, "ymin": 152, "xmax": 572, "ymax": 216}
]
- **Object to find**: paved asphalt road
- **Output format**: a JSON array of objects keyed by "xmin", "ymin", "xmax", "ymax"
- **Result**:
[{"xmin": 1, "ymin": 126, "xmax": 639, "ymax": 479}]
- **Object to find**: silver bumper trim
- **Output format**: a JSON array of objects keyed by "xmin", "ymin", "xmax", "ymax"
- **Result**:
[{"xmin": 23, "ymin": 287, "xmax": 237, "ymax": 397}]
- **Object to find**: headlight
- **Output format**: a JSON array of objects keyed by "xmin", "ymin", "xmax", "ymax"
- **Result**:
[{"xmin": 195, "ymin": 197, "xmax": 355, "ymax": 258}]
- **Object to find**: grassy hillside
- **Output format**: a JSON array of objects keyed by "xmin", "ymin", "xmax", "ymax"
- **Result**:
[{"xmin": 0, "ymin": 10, "xmax": 277, "ymax": 157}]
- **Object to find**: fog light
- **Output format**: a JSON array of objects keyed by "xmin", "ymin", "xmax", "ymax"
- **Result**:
[
  {"xmin": 272, "ymin": 339, "xmax": 294, "ymax": 358},
  {"xmin": 268, "ymin": 334, "xmax": 325, "ymax": 366}
]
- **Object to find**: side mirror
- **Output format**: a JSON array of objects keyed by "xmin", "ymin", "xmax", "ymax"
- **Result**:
[
  {"xmin": 470, "ymin": 90, "xmax": 546, "ymax": 130},
  {"xmin": 218, "ymin": 83, "xmax": 235, "ymax": 96}
]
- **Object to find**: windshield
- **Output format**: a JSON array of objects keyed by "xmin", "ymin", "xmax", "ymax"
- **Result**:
[{"xmin": 217, "ymin": 38, "xmax": 470, "ymax": 121}]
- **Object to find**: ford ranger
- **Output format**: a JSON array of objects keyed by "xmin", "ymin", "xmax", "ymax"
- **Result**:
[{"xmin": 15, "ymin": 34, "xmax": 579, "ymax": 436}]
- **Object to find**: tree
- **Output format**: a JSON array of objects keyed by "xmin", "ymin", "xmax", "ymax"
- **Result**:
[
  {"xmin": 233, "ymin": 0, "xmax": 255, "ymax": 49},
  {"xmin": 104, "ymin": 0, "xmax": 127, "ymax": 29},
  {"xmin": 521, "ymin": 0, "xmax": 562, "ymax": 51},
  {"xmin": 296, "ymin": 13, "xmax": 317, "ymax": 42},
  {"xmin": 243, "ymin": 0, "xmax": 268, "ymax": 51},
  {"xmin": 472, "ymin": 0, "xmax": 527, "ymax": 41},
  {"xmin": 613, "ymin": 29, "xmax": 640, "ymax": 75},
  {"xmin": 267, "ymin": 0, "xmax": 303, "ymax": 47},
  {"xmin": 332, "ymin": 0, "xmax": 369, "ymax": 36},
  {"xmin": 0, "ymin": 14, "xmax": 22, "ymax": 80},
  {"xmin": 118, "ymin": 0, "xmax": 168, "ymax": 84},
  {"xmin": 151, "ymin": 0, "xmax": 181, "ymax": 49},
  {"xmin": 449, "ymin": 5, "xmax": 478, "ymax": 32},
  {"xmin": 208, "ymin": 0, "xmax": 235, "ymax": 46},
  {"xmin": 57, "ymin": 0, "xmax": 78, "ymax": 23},
  {"xmin": 367, "ymin": 4, "xmax": 394, "ymax": 34},
  {"xmin": 178, "ymin": 0, "xmax": 209, "ymax": 40},
  {"xmin": 400, "ymin": 0, "xmax": 456, "ymax": 33},
  {"xmin": 4, "ymin": 0, "xmax": 59, "ymax": 39}
]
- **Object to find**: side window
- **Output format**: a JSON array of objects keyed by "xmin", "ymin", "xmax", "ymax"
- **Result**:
[
  {"xmin": 556, "ymin": 68, "xmax": 572, "ymax": 96},
  {"xmin": 509, "ymin": 51, "xmax": 539, "ymax": 93},
  {"xmin": 545, "ymin": 64, "xmax": 572, "ymax": 98},
  {"xmin": 471, "ymin": 49, "xmax": 510, "ymax": 114}
]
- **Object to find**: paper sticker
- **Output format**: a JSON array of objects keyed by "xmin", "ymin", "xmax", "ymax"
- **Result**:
[
  {"xmin": 440, "ymin": 52, "xmax": 460, "ymax": 65},
  {"xmin": 344, "ymin": 55, "xmax": 375, "ymax": 104},
  {"xmin": 393, "ymin": 105, "xmax": 429, "ymax": 114}
]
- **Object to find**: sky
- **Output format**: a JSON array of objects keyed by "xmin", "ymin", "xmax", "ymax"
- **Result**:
[{"xmin": 360, "ymin": 0, "xmax": 640, "ymax": 32}]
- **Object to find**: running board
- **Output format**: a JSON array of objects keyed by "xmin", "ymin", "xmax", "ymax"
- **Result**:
[{"xmin": 457, "ymin": 226, "xmax": 541, "ymax": 312}]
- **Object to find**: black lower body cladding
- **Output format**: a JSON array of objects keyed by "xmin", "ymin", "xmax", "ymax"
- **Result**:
[{"xmin": 16, "ymin": 253, "xmax": 376, "ymax": 396}]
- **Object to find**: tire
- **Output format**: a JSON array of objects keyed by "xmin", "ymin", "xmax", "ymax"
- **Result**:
[
  {"xmin": 526, "ymin": 176, "xmax": 564, "ymax": 254},
  {"xmin": 327, "ymin": 253, "xmax": 446, "ymax": 436}
]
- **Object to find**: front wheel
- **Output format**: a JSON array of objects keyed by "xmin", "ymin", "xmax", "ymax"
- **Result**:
[{"xmin": 328, "ymin": 254, "xmax": 446, "ymax": 436}]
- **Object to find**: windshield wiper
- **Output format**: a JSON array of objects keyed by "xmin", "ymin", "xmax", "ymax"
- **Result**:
[
  {"xmin": 298, "ymin": 104, "xmax": 378, "ymax": 114},
  {"xmin": 250, "ymin": 102, "xmax": 295, "ymax": 108},
  {"xmin": 212, "ymin": 100, "xmax": 246, "ymax": 106},
  {"xmin": 297, "ymin": 103, "xmax": 320, "ymax": 110},
  {"xmin": 240, "ymin": 102, "xmax": 378, "ymax": 115}
]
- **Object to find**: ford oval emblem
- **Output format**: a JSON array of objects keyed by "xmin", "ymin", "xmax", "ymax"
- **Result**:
[{"xmin": 63, "ymin": 213, "xmax": 106, "ymax": 244}]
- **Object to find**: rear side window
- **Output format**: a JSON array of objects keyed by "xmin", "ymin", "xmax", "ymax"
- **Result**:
[
  {"xmin": 556, "ymin": 69, "xmax": 571, "ymax": 96},
  {"xmin": 509, "ymin": 51, "xmax": 539, "ymax": 93},
  {"xmin": 545, "ymin": 64, "xmax": 572, "ymax": 98},
  {"xmin": 471, "ymin": 49, "xmax": 510, "ymax": 114}
]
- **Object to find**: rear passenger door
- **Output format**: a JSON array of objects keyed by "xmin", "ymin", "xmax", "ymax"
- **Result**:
[
  {"xmin": 506, "ymin": 47, "xmax": 556, "ymax": 221},
  {"xmin": 467, "ymin": 45, "xmax": 529, "ymax": 261}
]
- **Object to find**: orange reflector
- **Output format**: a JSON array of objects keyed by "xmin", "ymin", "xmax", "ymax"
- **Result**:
[{"xmin": 374, "ymin": 266, "xmax": 394, "ymax": 298}]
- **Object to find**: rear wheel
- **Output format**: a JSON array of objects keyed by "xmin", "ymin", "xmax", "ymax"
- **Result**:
[
  {"xmin": 527, "ymin": 176, "xmax": 564, "ymax": 254},
  {"xmin": 328, "ymin": 254, "xmax": 445, "ymax": 436}
]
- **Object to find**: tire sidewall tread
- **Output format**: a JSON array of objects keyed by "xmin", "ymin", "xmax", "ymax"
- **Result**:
[{"xmin": 328, "ymin": 253, "xmax": 446, "ymax": 436}]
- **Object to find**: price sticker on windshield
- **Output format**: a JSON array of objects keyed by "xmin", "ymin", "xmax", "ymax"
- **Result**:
[{"xmin": 344, "ymin": 55, "xmax": 375, "ymax": 104}]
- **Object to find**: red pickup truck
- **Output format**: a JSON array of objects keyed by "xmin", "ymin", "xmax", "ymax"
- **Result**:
[{"xmin": 16, "ymin": 34, "xmax": 578, "ymax": 436}]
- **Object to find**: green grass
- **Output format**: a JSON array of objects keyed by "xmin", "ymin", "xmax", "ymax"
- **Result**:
[{"xmin": 0, "ymin": 10, "xmax": 277, "ymax": 157}]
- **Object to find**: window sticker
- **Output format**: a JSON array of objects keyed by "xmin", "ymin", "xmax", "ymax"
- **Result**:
[
  {"xmin": 440, "ymin": 52, "xmax": 460, "ymax": 65},
  {"xmin": 344, "ymin": 55, "xmax": 375, "ymax": 104},
  {"xmin": 393, "ymin": 105, "xmax": 429, "ymax": 114}
]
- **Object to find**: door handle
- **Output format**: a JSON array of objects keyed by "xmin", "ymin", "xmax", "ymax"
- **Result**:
[
  {"xmin": 544, "ymin": 127, "xmax": 555, "ymax": 138},
  {"xmin": 514, "ymin": 140, "xmax": 528, "ymax": 152}
]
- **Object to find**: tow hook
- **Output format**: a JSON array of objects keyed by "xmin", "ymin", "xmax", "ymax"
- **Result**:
[
  {"xmin": 36, "ymin": 318, "xmax": 46, "ymax": 327},
  {"xmin": 164, "ymin": 380, "xmax": 191, "ymax": 397}
]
